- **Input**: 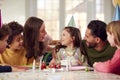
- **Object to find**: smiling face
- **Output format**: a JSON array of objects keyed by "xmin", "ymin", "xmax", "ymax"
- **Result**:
[
  {"xmin": 61, "ymin": 29, "xmax": 74, "ymax": 46},
  {"xmin": 38, "ymin": 23, "xmax": 47, "ymax": 41},
  {"xmin": 84, "ymin": 28, "xmax": 98, "ymax": 48},
  {"xmin": 0, "ymin": 35, "xmax": 9, "ymax": 53},
  {"xmin": 8, "ymin": 34, "xmax": 23, "ymax": 51}
]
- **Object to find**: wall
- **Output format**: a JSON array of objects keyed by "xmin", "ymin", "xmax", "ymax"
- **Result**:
[{"xmin": 1, "ymin": 0, "xmax": 25, "ymax": 25}]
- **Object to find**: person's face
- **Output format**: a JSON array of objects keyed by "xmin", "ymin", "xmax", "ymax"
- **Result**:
[
  {"xmin": 9, "ymin": 34, "xmax": 23, "ymax": 51},
  {"xmin": 84, "ymin": 28, "xmax": 98, "ymax": 48},
  {"xmin": 0, "ymin": 35, "xmax": 9, "ymax": 53},
  {"xmin": 61, "ymin": 30, "xmax": 74, "ymax": 46},
  {"xmin": 39, "ymin": 23, "xmax": 47, "ymax": 41},
  {"xmin": 107, "ymin": 32, "xmax": 115, "ymax": 47}
]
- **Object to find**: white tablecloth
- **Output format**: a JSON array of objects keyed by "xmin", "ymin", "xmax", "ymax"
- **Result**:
[{"xmin": 0, "ymin": 69, "xmax": 120, "ymax": 80}]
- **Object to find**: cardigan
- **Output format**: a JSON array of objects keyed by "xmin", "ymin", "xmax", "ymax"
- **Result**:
[{"xmin": 94, "ymin": 49, "xmax": 120, "ymax": 75}]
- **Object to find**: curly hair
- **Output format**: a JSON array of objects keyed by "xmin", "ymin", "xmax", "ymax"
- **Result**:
[{"xmin": 7, "ymin": 21, "xmax": 23, "ymax": 45}]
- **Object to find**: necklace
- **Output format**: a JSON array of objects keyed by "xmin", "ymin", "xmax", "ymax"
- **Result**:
[{"xmin": 65, "ymin": 48, "xmax": 76, "ymax": 56}]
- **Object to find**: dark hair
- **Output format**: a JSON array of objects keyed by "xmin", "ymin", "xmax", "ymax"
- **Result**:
[
  {"xmin": 87, "ymin": 20, "xmax": 107, "ymax": 41},
  {"xmin": 64, "ymin": 27, "xmax": 82, "ymax": 47},
  {"xmin": 0, "ymin": 24, "xmax": 11, "ymax": 40},
  {"xmin": 7, "ymin": 21, "xmax": 23, "ymax": 45},
  {"xmin": 23, "ymin": 17, "xmax": 44, "ymax": 60},
  {"xmin": 54, "ymin": 26, "xmax": 85, "ymax": 55}
]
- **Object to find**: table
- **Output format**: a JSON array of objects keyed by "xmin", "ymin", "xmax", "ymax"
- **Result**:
[{"xmin": 0, "ymin": 69, "xmax": 120, "ymax": 80}]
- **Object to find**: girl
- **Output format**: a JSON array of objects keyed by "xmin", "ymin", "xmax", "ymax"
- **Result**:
[
  {"xmin": 93, "ymin": 21, "xmax": 120, "ymax": 75},
  {"xmin": 51, "ymin": 27, "xmax": 87, "ymax": 67}
]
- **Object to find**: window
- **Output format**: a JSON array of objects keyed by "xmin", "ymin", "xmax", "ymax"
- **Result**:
[
  {"xmin": 95, "ymin": 0, "xmax": 104, "ymax": 20},
  {"xmin": 37, "ymin": 0, "xmax": 105, "ymax": 40},
  {"xmin": 37, "ymin": 0, "xmax": 59, "ymax": 40},
  {"xmin": 65, "ymin": 0, "xmax": 87, "ymax": 38}
]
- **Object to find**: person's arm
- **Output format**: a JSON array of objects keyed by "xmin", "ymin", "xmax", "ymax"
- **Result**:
[
  {"xmin": 93, "ymin": 61, "xmax": 111, "ymax": 72},
  {"xmin": 11, "ymin": 66, "xmax": 26, "ymax": 72},
  {"xmin": 0, "ymin": 65, "xmax": 12, "ymax": 72},
  {"xmin": 0, "ymin": 65, "xmax": 26, "ymax": 73},
  {"xmin": 93, "ymin": 50, "xmax": 119, "ymax": 73},
  {"xmin": 49, "ymin": 58, "xmax": 56, "ymax": 66}
]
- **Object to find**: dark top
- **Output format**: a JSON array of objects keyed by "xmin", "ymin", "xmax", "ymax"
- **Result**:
[
  {"xmin": 82, "ymin": 40, "xmax": 116, "ymax": 67},
  {"xmin": 0, "ymin": 66, "xmax": 12, "ymax": 73},
  {"xmin": 42, "ymin": 52, "xmax": 52, "ymax": 66}
]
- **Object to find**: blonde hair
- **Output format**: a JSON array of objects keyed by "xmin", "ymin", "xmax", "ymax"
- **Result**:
[{"xmin": 106, "ymin": 21, "xmax": 120, "ymax": 46}]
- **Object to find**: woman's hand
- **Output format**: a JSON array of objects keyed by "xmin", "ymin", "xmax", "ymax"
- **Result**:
[
  {"xmin": 12, "ymin": 66, "xmax": 26, "ymax": 72},
  {"xmin": 49, "ymin": 58, "xmax": 56, "ymax": 66}
]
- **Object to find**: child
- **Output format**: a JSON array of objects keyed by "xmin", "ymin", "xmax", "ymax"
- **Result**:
[
  {"xmin": 0, "ymin": 21, "xmax": 27, "ymax": 66},
  {"xmin": 93, "ymin": 21, "xmax": 120, "ymax": 75},
  {"xmin": 51, "ymin": 26, "xmax": 87, "ymax": 67},
  {"xmin": 0, "ymin": 24, "xmax": 25, "ymax": 72}
]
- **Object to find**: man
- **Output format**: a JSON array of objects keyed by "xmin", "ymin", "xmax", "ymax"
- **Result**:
[{"xmin": 83, "ymin": 20, "xmax": 116, "ymax": 67}]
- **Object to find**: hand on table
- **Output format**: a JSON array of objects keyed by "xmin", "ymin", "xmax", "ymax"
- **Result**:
[
  {"xmin": 12, "ymin": 66, "xmax": 26, "ymax": 72},
  {"xmin": 93, "ymin": 62, "xmax": 98, "ymax": 67},
  {"xmin": 93, "ymin": 62, "xmax": 98, "ymax": 72}
]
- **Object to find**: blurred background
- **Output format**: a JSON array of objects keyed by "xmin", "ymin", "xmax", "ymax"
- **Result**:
[{"xmin": 0, "ymin": 0, "xmax": 116, "ymax": 40}]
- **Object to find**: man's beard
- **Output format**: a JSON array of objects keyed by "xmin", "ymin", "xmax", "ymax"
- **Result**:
[{"xmin": 87, "ymin": 42, "xmax": 97, "ymax": 48}]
